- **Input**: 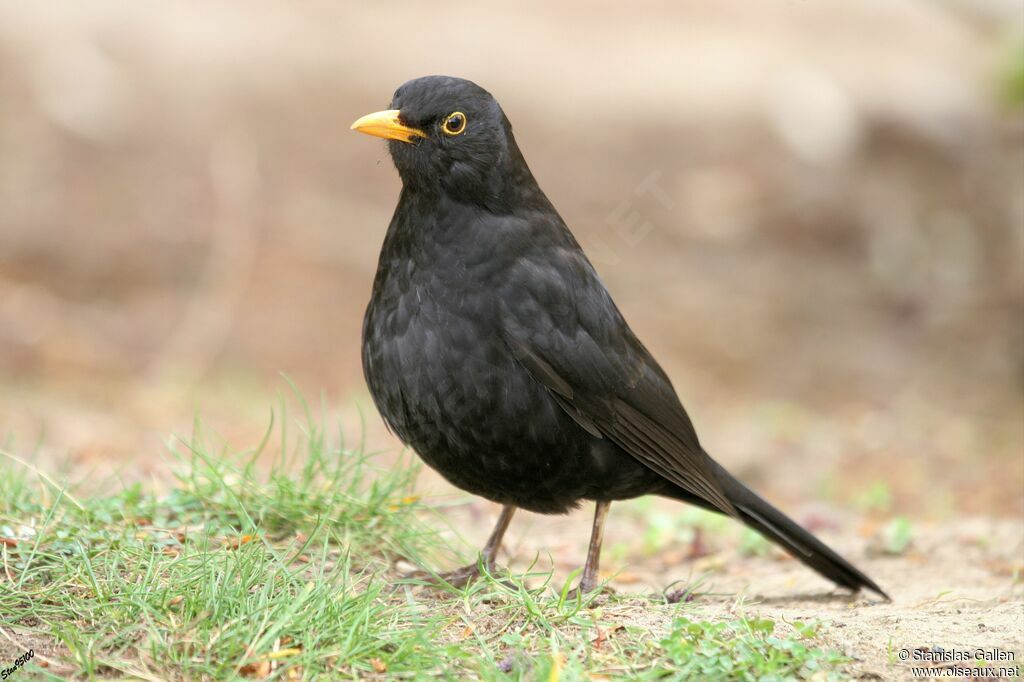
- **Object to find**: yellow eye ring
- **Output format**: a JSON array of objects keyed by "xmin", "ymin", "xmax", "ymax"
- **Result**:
[{"xmin": 442, "ymin": 111, "xmax": 467, "ymax": 136}]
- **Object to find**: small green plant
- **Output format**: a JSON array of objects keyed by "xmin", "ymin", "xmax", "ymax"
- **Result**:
[
  {"xmin": 880, "ymin": 516, "xmax": 914, "ymax": 556},
  {"xmin": 738, "ymin": 527, "xmax": 772, "ymax": 557},
  {"xmin": 855, "ymin": 481, "xmax": 893, "ymax": 514},
  {"xmin": 655, "ymin": 616, "xmax": 850, "ymax": 680}
]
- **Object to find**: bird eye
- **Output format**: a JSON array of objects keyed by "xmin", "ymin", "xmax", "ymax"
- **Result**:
[{"xmin": 442, "ymin": 111, "xmax": 467, "ymax": 136}]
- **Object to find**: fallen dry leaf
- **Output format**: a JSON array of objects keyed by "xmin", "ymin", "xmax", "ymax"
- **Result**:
[
  {"xmin": 239, "ymin": 660, "xmax": 270, "ymax": 678},
  {"xmin": 225, "ymin": 534, "xmax": 255, "ymax": 550}
]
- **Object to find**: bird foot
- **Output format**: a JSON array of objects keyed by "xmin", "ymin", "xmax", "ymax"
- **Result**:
[
  {"xmin": 435, "ymin": 562, "xmax": 491, "ymax": 588},
  {"xmin": 402, "ymin": 561, "xmax": 513, "ymax": 589}
]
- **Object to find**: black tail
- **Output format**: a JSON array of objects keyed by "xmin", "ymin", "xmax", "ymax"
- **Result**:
[{"xmin": 666, "ymin": 458, "xmax": 889, "ymax": 600}]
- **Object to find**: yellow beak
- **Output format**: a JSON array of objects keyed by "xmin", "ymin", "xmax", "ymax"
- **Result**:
[{"xmin": 350, "ymin": 109, "xmax": 426, "ymax": 144}]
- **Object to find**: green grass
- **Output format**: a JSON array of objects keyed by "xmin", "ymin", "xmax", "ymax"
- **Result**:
[{"xmin": 0, "ymin": 402, "xmax": 851, "ymax": 680}]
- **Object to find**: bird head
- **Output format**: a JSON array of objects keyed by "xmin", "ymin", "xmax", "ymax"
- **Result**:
[{"xmin": 351, "ymin": 76, "xmax": 535, "ymax": 208}]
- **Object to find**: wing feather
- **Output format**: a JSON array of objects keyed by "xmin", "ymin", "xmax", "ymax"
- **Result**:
[{"xmin": 501, "ymin": 234, "xmax": 736, "ymax": 516}]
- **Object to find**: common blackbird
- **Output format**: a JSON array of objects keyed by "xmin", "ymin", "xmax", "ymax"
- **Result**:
[{"xmin": 352, "ymin": 75, "xmax": 887, "ymax": 599}]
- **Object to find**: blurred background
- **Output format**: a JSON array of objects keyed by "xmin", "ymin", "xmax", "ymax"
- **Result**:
[{"xmin": 0, "ymin": 0, "xmax": 1021, "ymax": 521}]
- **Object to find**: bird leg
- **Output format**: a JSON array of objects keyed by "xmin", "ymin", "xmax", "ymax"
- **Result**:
[
  {"xmin": 573, "ymin": 500, "xmax": 611, "ymax": 596},
  {"xmin": 433, "ymin": 505, "xmax": 516, "ymax": 587}
]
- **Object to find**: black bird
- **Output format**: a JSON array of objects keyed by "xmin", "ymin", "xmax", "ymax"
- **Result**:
[{"xmin": 352, "ymin": 75, "xmax": 887, "ymax": 599}]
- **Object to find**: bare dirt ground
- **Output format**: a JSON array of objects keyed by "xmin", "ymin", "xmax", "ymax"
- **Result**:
[{"xmin": 432, "ymin": 498, "xmax": 1023, "ymax": 680}]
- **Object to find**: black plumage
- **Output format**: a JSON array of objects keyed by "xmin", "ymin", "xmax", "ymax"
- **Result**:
[{"xmin": 353, "ymin": 75, "xmax": 887, "ymax": 599}]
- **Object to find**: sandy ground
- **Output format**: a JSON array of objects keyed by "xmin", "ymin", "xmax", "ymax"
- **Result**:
[{"xmin": 434, "ymin": 500, "xmax": 1024, "ymax": 680}]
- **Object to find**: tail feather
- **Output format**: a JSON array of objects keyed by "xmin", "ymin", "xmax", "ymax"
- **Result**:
[{"xmin": 667, "ymin": 458, "xmax": 889, "ymax": 600}]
